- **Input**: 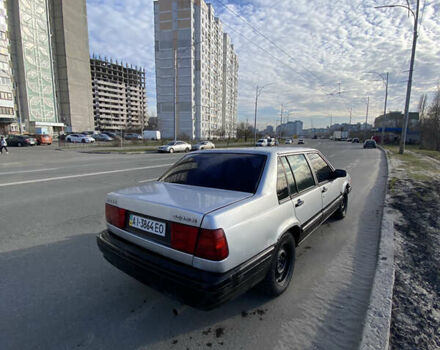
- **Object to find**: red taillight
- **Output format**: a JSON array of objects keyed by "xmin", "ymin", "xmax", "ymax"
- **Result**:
[
  {"xmin": 105, "ymin": 204, "xmax": 126, "ymax": 229},
  {"xmin": 195, "ymin": 228, "xmax": 229, "ymax": 261},
  {"xmin": 171, "ymin": 223, "xmax": 199, "ymax": 254}
]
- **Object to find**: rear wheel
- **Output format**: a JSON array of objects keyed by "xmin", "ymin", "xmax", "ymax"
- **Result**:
[
  {"xmin": 81, "ymin": 139, "xmax": 86, "ymax": 143},
  {"xmin": 185, "ymin": 148, "xmax": 190, "ymax": 152},
  {"xmin": 334, "ymin": 193, "xmax": 348, "ymax": 219},
  {"xmin": 17, "ymin": 142, "xmax": 22, "ymax": 147},
  {"xmin": 261, "ymin": 233, "xmax": 295, "ymax": 296},
  {"xmin": 169, "ymin": 148, "xmax": 174, "ymax": 153}
]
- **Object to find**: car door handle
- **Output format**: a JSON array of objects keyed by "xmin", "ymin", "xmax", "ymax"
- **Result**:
[
  {"xmin": 322, "ymin": 187, "xmax": 328, "ymax": 193},
  {"xmin": 295, "ymin": 199, "xmax": 304, "ymax": 207}
]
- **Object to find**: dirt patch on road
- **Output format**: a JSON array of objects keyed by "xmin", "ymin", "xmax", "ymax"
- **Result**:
[{"xmin": 388, "ymin": 176, "xmax": 440, "ymax": 349}]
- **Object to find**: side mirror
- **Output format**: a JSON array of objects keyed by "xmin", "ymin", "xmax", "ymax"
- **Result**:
[{"xmin": 332, "ymin": 169, "xmax": 347, "ymax": 179}]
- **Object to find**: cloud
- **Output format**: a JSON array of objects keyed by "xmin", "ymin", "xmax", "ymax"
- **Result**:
[{"xmin": 87, "ymin": 0, "xmax": 440, "ymax": 128}]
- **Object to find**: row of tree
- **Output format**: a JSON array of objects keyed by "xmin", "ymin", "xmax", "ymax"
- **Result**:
[{"xmin": 418, "ymin": 85, "xmax": 440, "ymax": 151}]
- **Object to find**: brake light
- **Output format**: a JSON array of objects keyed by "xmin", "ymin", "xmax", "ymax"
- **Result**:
[
  {"xmin": 171, "ymin": 223, "xmax": 199, "ymax": 254},
  {"xmin": 195, "ymin": 228, "xmax": 229, "ymax": 261},
  {"xmin": 105, "ymin": 204, "xmax": 126, "ymax": 229}
]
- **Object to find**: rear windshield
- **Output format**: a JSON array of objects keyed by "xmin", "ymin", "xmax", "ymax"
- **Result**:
[{"xmin": 160, "ymin": 153, "xmax": 267, "ymax": 193}]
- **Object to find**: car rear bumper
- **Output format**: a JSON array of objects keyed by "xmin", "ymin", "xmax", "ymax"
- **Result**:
[{"xmin": 97, "ymin": 230, "xmax": 273, "ymax": 310}]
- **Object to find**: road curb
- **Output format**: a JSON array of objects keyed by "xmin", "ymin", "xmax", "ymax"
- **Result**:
[{"xmin": 359, "ymin": 146, "xmax": 395, "ymax": 350}]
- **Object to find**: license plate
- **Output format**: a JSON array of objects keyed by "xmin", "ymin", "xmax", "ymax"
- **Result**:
[{"xmin": 128, "ymin": 214, "xmax": 166, "ymax": 237}]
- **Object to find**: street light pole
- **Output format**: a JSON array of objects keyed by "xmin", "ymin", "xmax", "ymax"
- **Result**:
[
  {"xmin": 382, "ymin": 72, "xmax": 389, "ymax": 145},
  {"xmin": 376, "ymin": 1, "xmax": 420, "ymax": 154},
  {"xmin": 253, "ymin": 83, "xmax": 273, "ymax": 145},
  {"xmin": 400, "ymin": 0, "xmax": 419, "ymax": 154},
  {"xmin": 253, "ymin": 85, "xmax": 259, "ymax": 145}
]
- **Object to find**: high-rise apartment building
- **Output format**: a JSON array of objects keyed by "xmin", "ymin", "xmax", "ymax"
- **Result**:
[
  {"xmin": 0, "ymin": 0, "xmax": 15, "ymax": 135},
  {"xmin": 154, "ymin": 0, "xmax": 238, "ymax": 140},
  {"xmin": 91, "ymin": 57, "xmax": 147, "ymax": 132},
  {"xmin": 6, "ymin": 0, "xmax": 94, "ymax": 135},
  {"xmin": 277, "ymin": 120, "xmax": 304, "ymax": 137}
]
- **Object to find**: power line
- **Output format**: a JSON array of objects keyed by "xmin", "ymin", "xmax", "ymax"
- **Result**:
[
  {"xmin": 212, "ymin": 0, "xmax": 334, "ymax": 93},
  {"xmin": 221, "ymin": 22, "xmax": 312, "ymax": 87}
]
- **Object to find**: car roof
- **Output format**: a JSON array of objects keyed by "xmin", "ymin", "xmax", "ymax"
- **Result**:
[{"xmin": 191, "ymin": 147, "xmax": 317, "ymax": 157}]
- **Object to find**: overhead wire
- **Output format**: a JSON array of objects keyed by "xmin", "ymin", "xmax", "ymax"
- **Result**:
[{"xmin": 211, "ymin": 0, "xmax": 335, "ymax": 94}]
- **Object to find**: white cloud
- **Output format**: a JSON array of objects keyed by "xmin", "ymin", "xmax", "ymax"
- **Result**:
[{"xmin": 87, "ymin": 0, "xmax": 440, "ymax": 128}]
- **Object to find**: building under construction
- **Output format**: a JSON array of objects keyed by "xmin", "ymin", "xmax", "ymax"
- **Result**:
[{"xmin": 91, "ymin": 56, "xmax": 147, "ymax": 132}]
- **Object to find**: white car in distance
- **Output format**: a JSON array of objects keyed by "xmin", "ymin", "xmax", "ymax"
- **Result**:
[
  {"xmin": 158, "ymin": 140, "xmax": 191, "ymax": 153},
  {"xmin": 97, "ymin": 148, "xmax": 352, "ymax": 310},
  {"xmin": 192, "ymin": 141, "xmax": 215, "ymax": 151},
  {"xmin": 256, "ymin": 138, "xmax": 268, "ymax": 147},
  {"xmin": 66, "ymin": 134, "xmax": 95, "ymax": 143}
]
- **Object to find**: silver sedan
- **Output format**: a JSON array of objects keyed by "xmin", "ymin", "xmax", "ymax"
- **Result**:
[{"xmin": 192, "ymin": 141, "xmax": 215, "ymax": 151}]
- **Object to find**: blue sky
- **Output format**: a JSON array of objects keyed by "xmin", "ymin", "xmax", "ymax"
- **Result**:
[{"xmin": 86, "ymin": 0, "xmax": 440, "ymax": 129}]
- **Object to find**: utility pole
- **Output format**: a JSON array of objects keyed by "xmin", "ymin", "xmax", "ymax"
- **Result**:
[
  {"xmin": 174, "ymin": 47, "xmax": 177, "ymax": 141},
  {"xmin": 349, "ymin": 108, "xmax": 352, "ymax": 124},
  {"xmin": 382, "ymin": 72, "xmax": 389, "ymax": 145},
  {"xmin": 253, "ymin": 83, "xmax": 273, "ymax": 144},
  {"xmin": 365, "ymin": 96, "xmax": 369, "ymax": 140},
  {"xmin": 400, "ymin": 0, "xmax": 419, "ymax": 154},
  {"xmin": 279, "ymin": 104, "xmax": 283, "ymax": 138},
  {"xmin": 365, "ymin": 96, "xmax": 369, "ymax": 125},
  {"xmin": 253, "ymin": 86, "xmax": 259, "ymax": 144},
  {"xmin": 375, "ymin": 1, "xmax": 420, "ymax": 154}
]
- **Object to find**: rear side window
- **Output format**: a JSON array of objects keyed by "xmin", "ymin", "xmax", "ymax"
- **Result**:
[
  {"xmin": 277, "ymin": 158, "xmax": 289, "ymax": 201},
  {"xmin": 160, "ymin": 153, "xmax": 267, "ymax": 193},
  {"xmin": 280, "ymin": 156, "xmax": 297, "ymax": 195},
  {"xmin": 307, "ymin": 153, "xmax": 333, "ymax": 183},
  {"xmin": 287, "ymin": 154, "xmax": 315, "ymax": 192}
]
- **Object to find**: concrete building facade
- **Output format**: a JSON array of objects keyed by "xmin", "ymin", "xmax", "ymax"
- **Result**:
[
  {"xmin": 49, "ymin": 0, "xmax": 94, "ymax": 132},
  {"xmin": 277, "ymin": 120, "xmax": 303, "ymax": 137},
  {"xmin": 0, "ymin": 0, "xmax": 16, "ymax": 135},
  {"xmin": 91, "ymin": 57, "xmax": 147, "ymax": 132},
  {"xmin": 154, "ymin": 0, "xmax": 238, "ymax": 140},
  {"xmin": 6, "ymin": 0, "xmax": 93, "ymax": 135}
]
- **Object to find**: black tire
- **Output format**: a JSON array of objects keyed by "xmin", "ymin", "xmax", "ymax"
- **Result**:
[
  {"xmin": 17, "ymin": 142, "xmax": 22, "ymax": 147},
  {"xmin": 169, "ymin": 148, "xmax": 174, "ymax": 153},
  {"xmin": 261, "ymin": 233, "xmax": 295, "ymax": 297},
  {"xmin": 81, "ymin": 139, "xmax": 86, "ymax": 143},
  {"xmin": 185, "ymin": 147, "xmax": 190, "ymax": 152},
  {"xmin": 334, "ymin": 193, "xmax": 348, "ymax": 220}
]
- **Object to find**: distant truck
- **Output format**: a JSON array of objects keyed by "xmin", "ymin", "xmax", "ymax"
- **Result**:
[
  {"xmin": 333, "ymin": 131, "xmax": 349, "ymax": 141},
  {"xmin": 143, "ymin": 130, "xmax": 161, "ymax": 140}
]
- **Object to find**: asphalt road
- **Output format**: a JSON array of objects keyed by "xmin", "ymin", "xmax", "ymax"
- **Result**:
[{"xmin": 0, "ymin": 140, "xmax": 386, "ymax": 350}]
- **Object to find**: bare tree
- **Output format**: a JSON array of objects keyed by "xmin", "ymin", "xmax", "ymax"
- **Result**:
[{"xmin": 421, "ymin": 85, "xmax": 440, "ymax": 150}]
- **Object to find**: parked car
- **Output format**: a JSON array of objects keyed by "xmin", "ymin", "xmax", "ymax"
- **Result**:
[
  {"xmin": 66, "ymin": 134, "xmax": 95, "ymax": 143},
  {"xmin": 363, "ymin": 140, "xmax": 377, "ymax": 149},
  {"xmin": 124, "ymin": 133, "xmax": 143, "ymax": 140},
  {"xmin": 192, "ymin": 141, "xmax": 215, "ymax": 151},
  {"xmin": 256, "ymin": 138, "xmax": 268, "ymax": 147},
  {"xmin": 93, "ymin": 133, "xmax": 114, "ymax": 142},
  {"xmin": 6, "ymin": 135, "xmax": 36, "ymax": 147},
  {"xmin": 32, "ymin": 134, "xmax": 52, "ymax": 145},
  {"xmin": 158, "ymin": 140, "xmax": 191, "ymax": 153},
  {"xmin": 285, "ymin": 139, "xmax": 293, "ymax": 144},
  {"xmin": 352, "ymin": 138, "xmax": 360, "ymax": 143},
  {"xmin": 267, "ymin": 138, "xmax": 276, "ymax": 147},
  {"xmin": 97, "ymin": 148, "xmax": 351, "ymax": 310},
  {"xmin": 103, "ymin": 132, "xmax": 121, "ymax": 140},
  {"xmin": 298, "ymin": 139, "xmax": 305, "ymax": 145},
  {"xmin": 346, "ymin": 138, "xmax": 352, "ymax": 142}
]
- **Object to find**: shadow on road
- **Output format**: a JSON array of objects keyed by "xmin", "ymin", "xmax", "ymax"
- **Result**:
[{"xmin": 0, "ymin": 232, "xmax": 271, "ymax": 350}]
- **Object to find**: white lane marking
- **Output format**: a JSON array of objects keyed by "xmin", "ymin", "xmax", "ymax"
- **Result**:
[
  {"xmin": 0, "ymin": 164, "xmax": 173, "ymax": 188},
  {"xmin": 138, "ymin": 178, "xmax": 158, "ymax": 183},
  {"xmin": 0, "ymin": 167, "xmax": 60, "ymax": 176}
]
